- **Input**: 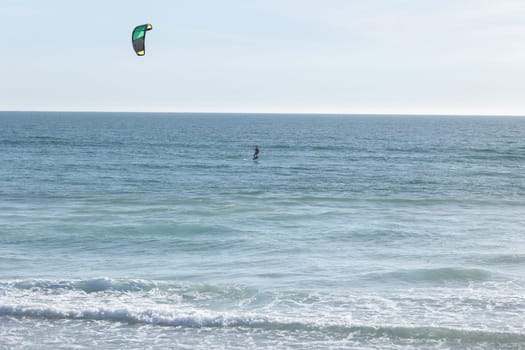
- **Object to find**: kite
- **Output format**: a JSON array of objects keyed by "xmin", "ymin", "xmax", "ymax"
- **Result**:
[{"xmin": 132, "ymin": 24, "xmax": 153, "ymax": 56}]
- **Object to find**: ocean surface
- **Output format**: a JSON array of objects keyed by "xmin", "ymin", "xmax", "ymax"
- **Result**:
[{"xmin": 1, "ymin": 112, "xmax": 525, "ymax": 349}]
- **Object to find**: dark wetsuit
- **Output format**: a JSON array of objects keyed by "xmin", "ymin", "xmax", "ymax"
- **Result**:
[{"xmin": 253, "ymin": 146, "xmax": 259, "ymax": 160}]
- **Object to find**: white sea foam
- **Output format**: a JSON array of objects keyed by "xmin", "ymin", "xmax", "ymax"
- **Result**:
[{"xmin": 1, "ymin": 278, "xmax": 525, "ymax": 337}]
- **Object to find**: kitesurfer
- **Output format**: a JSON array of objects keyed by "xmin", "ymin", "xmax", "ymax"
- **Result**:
[{"xmin": 253, "ymin": 146, "xmax": 259, "ymax": 160}]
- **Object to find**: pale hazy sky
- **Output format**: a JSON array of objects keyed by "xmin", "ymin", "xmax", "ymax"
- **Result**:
[{"xmin": 2, "ymin": 0, "xmax": 525, "ymax": 115}]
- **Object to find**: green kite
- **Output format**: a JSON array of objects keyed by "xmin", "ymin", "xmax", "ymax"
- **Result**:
[{"xmin": 132, "ymin": 24, "xmax": 153, "ymax": 56}]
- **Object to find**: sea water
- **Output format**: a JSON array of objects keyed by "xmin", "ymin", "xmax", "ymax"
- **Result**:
[{"xmin": 1, "ymin": 112, "xmax": 524, "ymax": 349}]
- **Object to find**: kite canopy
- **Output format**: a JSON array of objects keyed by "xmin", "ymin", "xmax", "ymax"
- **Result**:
[{"xmin": 132, "ymin": 24, "xmax": 152, "ymax": 56}]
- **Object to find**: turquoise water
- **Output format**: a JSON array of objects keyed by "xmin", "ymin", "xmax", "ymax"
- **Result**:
[{"xmin": 1, "ymin": 112, "xmax": 525, "ymax": 349}]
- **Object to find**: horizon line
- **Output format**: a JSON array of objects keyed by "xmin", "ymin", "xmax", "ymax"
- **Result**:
[{"xmin": 1, "ymin": 109, "xmax": 525, "ymax": 118}]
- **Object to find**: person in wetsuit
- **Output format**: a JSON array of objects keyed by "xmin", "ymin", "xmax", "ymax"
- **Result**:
[{"xmin": 253, "ymin": 145, "xmax": 259, "ymax": 160}]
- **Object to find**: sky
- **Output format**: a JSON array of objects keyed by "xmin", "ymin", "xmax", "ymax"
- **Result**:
[{"xmin": 2, "ymin": 0, "xmax": 525, "ymax": 115}]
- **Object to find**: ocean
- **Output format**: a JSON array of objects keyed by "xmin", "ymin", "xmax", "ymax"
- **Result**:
[{"xmin": 1, "ymin": 112, "xmax": 524, "ymax": 349}]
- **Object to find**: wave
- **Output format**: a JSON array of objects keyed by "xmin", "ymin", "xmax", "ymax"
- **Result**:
[
  {"xmin": 268, "ymin": 195, "xmax": 525, "ymax": 207},
  {"xmin": 3, "ymin": 278, "xmax": 265, "ymax": 298},
  {"xmin": 0, "ymin": 278, "xmax": 263, "ymax": 301},
  {"xmin": 364, "ymin": 267, "xmax": 494, "ymax": 283},
  {"xmin": 2, "ymin": 277, "xmax": 525, "ymax": 348},
  {"xmin": 0, "ymin": 137, "xmax": 70, "ymax": 147},
  {"xmin": 1, "ymin": 304, "xmax": 524, "ymax": 344},
  {"xmin": 5, "ymin": 278, "xmax": 158, "ymax": 293},
  {"xmin": 486, "ymin": 254, "xmax": 525, "ymax": 265}
]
